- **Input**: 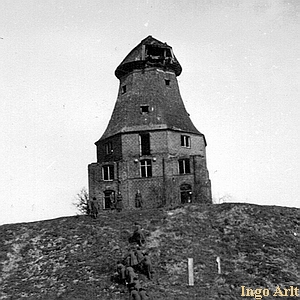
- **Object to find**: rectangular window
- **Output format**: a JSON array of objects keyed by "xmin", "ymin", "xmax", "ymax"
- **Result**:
[
  {"xmin": 105, "ymin": 142, "xmax": 113, "ymax": 155},
  {"xmin": 102, "ymin": 165, "xmax": 114, "ymax": 181},
  {"xmin": 140, "ymin": 105, "xmax": 149, "ymax": 114},
  {"xmin": 165, "ymin": 79, "xmax": 170, "ymax": 86},
  {"xmin": 121, "ymin": 85, "xmax": 126, "ymax": 94},
  {"xmin": 181, "ymin": 135, "xmax": 191, "ymax": 148},
  {"xmin": 178, "ymin": 159, "xmax": 190, "ymax": 174},
  {"xmin": 140, "ymin": 133, "xmax": 151, "ymax": 155},
  {"xmin": 140, "ymin": 159, "xmax": 152, "ymax": 178}
]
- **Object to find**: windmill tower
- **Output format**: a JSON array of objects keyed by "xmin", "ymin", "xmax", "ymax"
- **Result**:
[{"xmin": 88, "ymin": 36, "xmax": 211, "ymax": 210}]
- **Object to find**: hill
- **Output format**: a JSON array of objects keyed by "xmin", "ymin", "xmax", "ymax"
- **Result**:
[{"xmin": 0, "ymin": 203, "xmax": 299, "ymax": 300}]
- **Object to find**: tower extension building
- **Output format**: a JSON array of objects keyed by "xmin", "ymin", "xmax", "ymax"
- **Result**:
[{"xmin": 88, "ymin": 36, "xmax": 211, "ymax": 209}]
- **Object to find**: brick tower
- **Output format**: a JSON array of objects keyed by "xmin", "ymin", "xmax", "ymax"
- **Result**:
[{"xmin": 88, "ymin": 36, "xmax": 211, "ymax": 209}]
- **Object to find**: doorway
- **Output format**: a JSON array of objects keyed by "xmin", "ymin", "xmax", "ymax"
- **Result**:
[
  {"xmin": 103, "ymin": 190, "xmax": 115, "ymax": 209},
  {"xmin": 180, "ymin": 184, "xmax": 192, "ymax": 204}
]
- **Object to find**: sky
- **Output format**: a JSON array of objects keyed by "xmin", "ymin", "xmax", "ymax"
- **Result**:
[{"xmin": 0, "ymin": 0, "xmax": 299, "ymax": 225}]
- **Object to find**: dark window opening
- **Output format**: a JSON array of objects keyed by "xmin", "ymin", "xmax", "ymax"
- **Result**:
[
  {"xmin": 179, "ymin": 159, "xmax": 190, "ymax": 174},
  {"xmin": 181, "ymin": 135, "xmax": 191, "ymax": 148},
  {"xmin": 104, "ymin": 190, "xmax": 115, "ymax": 210},
  {"xmin": 105, "ymin": 142, "xmax": 113, "ymax": 155},
  {"xmin": 140, "ymin": 133, "xmax": 151, "ymax": 155},
  {"xmin": 102, "ymin": 165, "xmax": 114, "ymax": 181},
  {"xmin": 140, "ymin": 159, "xmax": 152, "ymax": 178},
  {"xmin": 121, "ymin": 85, "xmax": 126, "ymax": 94},
  {"xmin": 165, "ymin": 79, "xmax": 170, "ymax": 86},
  {"xmin": 140, "ymin": 105, "xmax": 149, "ymax": 114},
  {"xmin": 145, "ymin": 45, "xmax": 172, "ymax": 59}
]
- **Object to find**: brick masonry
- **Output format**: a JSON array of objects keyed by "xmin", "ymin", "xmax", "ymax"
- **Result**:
[
  {"xmin": 88, "ymin": 36, "xmax": 212, "ymax": 210},
  {"xmin": 89, "ymin": 131, "xmax": 211, "ymax": 209}
]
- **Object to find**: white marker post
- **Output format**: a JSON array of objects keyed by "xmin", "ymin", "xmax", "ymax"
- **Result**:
[
  {"xmin": 216, "ymin": 256, "xmax": 221, "ymax": 274},
  {"xmin": 188, "ymin": 258, "xmax": 194, "ymax": 286}
]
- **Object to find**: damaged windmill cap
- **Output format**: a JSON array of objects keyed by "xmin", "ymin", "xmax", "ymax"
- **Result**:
[
  {"xmin": 115, "ymin": 35, "xmax": 182, "ymax": 79},
  {"xmin": 97, "ymin": 35, "xmax": 203, "ymax": 141}
]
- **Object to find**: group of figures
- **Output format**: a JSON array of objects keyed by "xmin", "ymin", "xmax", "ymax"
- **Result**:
[
  {"xmin": 113, "ymin": 223, "xmax": 153, "ymax": 300},
  {"xmin": 88, "ymin": 190, "xmax": 143, "ymax": 219},
  {"xmin": 110, "ymin": 192, "xmax": 124, "ymax": 212}
]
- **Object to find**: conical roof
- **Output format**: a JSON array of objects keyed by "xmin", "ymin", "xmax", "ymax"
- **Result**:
[{"xmin": 98, "ymin": 36, "xmax": 203, "ymax": 142}]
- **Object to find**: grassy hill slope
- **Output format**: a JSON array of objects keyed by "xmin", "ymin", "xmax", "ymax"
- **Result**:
[{"xmin": 0, "ymin": 203, "xmax": 299, "ymax": 300}]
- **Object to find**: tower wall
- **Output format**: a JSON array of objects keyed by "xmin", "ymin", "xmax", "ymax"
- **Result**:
[
  {"xmin": 100, "ymin": 68, "xmax": 201, "ymax": 140},
  {"xmin": 88, "ymin": 36, "xmax": 212, "ymax": 210},
  {"xmin": 96, "ymin": 134, "xmax": 122, "ymax": 162},
  {"xmin": 88, "ymin": 131, "xmax": 211, "ymax": 209}
]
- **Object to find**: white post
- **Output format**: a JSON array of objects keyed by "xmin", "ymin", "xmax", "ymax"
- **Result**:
[
  {"xmin": 188, "ymin": 258, "xmax": 194, "ymax": 286},
  {"xmin": 216, "ymin": 256, "xmax": 221, "ymax": 274}
]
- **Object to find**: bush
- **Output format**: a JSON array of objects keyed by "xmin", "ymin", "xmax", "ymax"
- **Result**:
[{"xmin": 73, "ymin": 187, "xmax": 90, "ymax": 215}]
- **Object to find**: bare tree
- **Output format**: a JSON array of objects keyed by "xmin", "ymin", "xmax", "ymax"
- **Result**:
[{"xmin": 73, "ymin": 187, "xmax": 90, "ymax": 215}]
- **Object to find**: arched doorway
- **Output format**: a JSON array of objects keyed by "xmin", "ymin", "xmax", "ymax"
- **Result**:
[
  {"xmin": 103, "ymin": 190, "xmax": 115, "ymax": 209},
  {"xmin": 180, "ymin": 183, "xmax": 192, "ymax": 204}
]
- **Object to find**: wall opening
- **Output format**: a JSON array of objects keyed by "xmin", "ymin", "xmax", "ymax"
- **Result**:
[
  {"xmin": 180, "ymin": 183, "xmax": 192, "ymax": 204},
  {"xmin": 140, "ymin": 133, "xmax": 151, "ymax": 155},
  {"xmin": 181, "ymin": 135, "xmax": 191, "ymax": 148},
  {"xmin": 140, "ymin": 159, "xmax": 152, "ymax": 177},
  {"xmin": 103, "ymin": 190, "xmax": 115, "ymax": 209},
  {"xmin": 102, "ymin": 165, "xmax": 114, "ymax": 181},
  {"xmin": 145, "ymin": 45, "xmax": 172, "ymax": 60},
  {"xmin": 178, "ymin": 158, "xmax": 190, "ymax": 174},
  {"xmin": 105, "ymin": 142, "xmax": 113, "ymax": 155},
  {"xmin": 140, "ymin": 105, "xmax": 149, "ymax": 114}
]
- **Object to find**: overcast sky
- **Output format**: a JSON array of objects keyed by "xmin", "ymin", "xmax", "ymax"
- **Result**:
[{"xmin": 0, "ymin": 0, "xmax": 299, "ymax": 225}]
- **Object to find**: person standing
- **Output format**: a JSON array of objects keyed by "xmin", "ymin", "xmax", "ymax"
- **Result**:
[
  {"xmin": 135, "ymin": 190, "xmax": 143, "ymax": 208},
  {"xmin": 131, "ymin": 223, "xmax": 145, "ymax": 246},
  {"xmin": 116, "ymin": 191, "xmax": 123, "ymax": 212},
  {"xmin": 89, "ymin": 197, "xmax": 99, "ymax": 219},
  {"xmin": 116, "ymin": 261, "xmax": 126, "ymax": 284},
  {"xmin": 143, "ymin": 253, "xmax": 153, "ymax": 280},
  {"xmin": 126, "ymin": 248, "xmax": 138, "ymax": 269}
]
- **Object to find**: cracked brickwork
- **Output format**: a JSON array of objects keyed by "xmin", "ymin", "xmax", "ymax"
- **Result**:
[{"xmin": 88, "ymin": 36, "xmax": 211, "ymax": 209}]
